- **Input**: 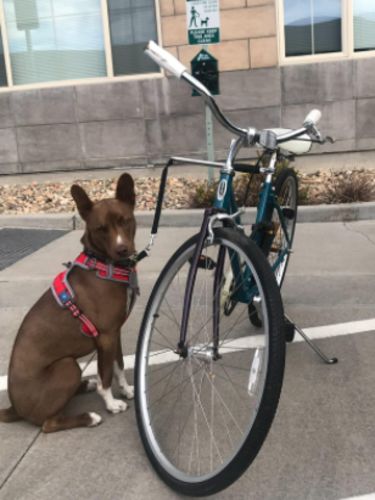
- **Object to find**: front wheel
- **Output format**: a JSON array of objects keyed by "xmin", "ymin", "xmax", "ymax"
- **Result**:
[{"xmin": 135, "ymin": 228, "xmax": 285, "ymax": 496}]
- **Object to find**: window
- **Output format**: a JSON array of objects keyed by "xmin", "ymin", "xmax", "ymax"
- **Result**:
[
  {"xmin": 0, "ymin": 28, "xmax": 7, "ymax": 85},
  {"xmin": 354, "ymin": 0, "xmax": 375, "ymax": 52},
  {"xmin": 0, "ymin": 0, "xmax": 160, "ymax": 88},
  {"xmin": 281, "ymin": 0, "xmax": 375, "ymax": 62},
  {"xmin": 284, "ymin": 0, "xmax": 342, "ymax": 57},
  {"xmin": 3, "ymin": 0, "xmax": 107, "ymax": 85},
  {"xmin": 108, "ymin": 0, "xmax": 159, "ymax": 76}
]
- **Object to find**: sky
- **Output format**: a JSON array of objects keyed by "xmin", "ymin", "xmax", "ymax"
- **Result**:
[{"xmin": 284, "ymin": 0, "xmax": 341, "ymax": 26}]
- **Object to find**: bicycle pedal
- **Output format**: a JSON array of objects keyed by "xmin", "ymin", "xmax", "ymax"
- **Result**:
[
  {"xmin": 282, "ymin": 208, "xmax": 296, "ymax": 220},
  {"xmin": 189, "ymin": 255, "xmax": 216, "ymax": 270},
  {"xmin": 284, "ymin": 318, "xmax": 295, "ymax": 343}
]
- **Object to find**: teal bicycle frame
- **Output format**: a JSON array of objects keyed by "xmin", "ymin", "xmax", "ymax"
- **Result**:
[{"xmin": 213, "ymin": 152, "xmax": 293, "ymax": 305}]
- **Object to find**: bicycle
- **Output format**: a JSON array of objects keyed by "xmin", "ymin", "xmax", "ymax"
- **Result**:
[{"xmin": 132, "ymin": 41, "xmax": 330, "ymax": 496}]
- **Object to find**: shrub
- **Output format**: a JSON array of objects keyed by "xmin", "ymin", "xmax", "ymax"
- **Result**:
[
  {"xmin": 192, "ymin": 181, "xmax": 218, "ymax": 208},
  {"xmin": 318, "ymin": 170, "xmax": 375, "ymax": 204}
]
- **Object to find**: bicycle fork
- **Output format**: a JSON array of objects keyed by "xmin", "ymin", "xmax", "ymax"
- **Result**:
[
  {"xmin": 176, "ymin": 208, "xmax": 247, "ymax": 360},
  {"xmin": 176, "ymin": 207, "xmax": 218, "ymax": 359}
]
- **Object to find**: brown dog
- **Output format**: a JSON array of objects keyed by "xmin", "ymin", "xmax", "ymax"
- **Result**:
[{"xmin": 0, "ymin": 173, "xmax": 137, "ymax": 432}]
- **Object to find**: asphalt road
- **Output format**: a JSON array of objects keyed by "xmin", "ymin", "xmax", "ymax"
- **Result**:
[{"xmin": 0, "ymin": 221, "xmax": 375, "ymax": 500}]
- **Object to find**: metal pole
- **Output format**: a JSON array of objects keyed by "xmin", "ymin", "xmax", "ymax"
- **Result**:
[
  {"xmin": 205, "ymin": 105, "xmax": 215, "ymax": 183},
  {"xmin": 203, "ymin": 44, "xmax": 215, "ymax": 184}
]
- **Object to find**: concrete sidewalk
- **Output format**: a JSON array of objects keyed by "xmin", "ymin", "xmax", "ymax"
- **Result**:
[{"xmin": 0, "ymin": 222, "xmax": 375, "ymax": 499}]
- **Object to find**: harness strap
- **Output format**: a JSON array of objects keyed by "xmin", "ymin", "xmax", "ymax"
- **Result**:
[
  {"xmin": 65, "ymin": 300, "xmax": 99, "ymax": 338},
  {"xmin": 51, "ymin": 252, "xmax": 138, "ymax": 339}
]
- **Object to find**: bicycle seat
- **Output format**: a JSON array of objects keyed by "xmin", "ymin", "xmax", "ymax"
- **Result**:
[{"xmin": 265, "ymin": 128, "xmax": 312, "ymax": 155}]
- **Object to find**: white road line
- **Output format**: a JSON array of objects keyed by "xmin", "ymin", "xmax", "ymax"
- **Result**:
[
  {"xmin": 0, "ymin": 317, "xmax": 375, "ymax": 393},
  {"xmin": 340, "ymin": 494, "xmax": 375, "ymax": 500}
]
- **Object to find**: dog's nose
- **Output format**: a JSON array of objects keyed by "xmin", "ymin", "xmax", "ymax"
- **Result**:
[{"xmin": 116, "ymin": 244, "xmax": 128, "ymax": 256}]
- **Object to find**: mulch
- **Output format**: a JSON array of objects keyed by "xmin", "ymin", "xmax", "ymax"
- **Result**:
[{"xmin": 0, "ymin": 169, "xmax": 375, "ymax": 214}]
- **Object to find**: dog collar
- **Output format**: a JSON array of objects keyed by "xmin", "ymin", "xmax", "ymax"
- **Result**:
[
  {"xmin": 68, "ymin": 252, "xmax": 138, "ymax": 287},
  {"xmin": 51, "ymin": 252, "xmax": 138, "ymax": 338}
]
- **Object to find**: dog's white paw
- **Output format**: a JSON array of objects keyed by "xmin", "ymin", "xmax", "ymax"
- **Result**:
[
  {"xmin": 106, "ymin": 399, "xmax": 128, "ymax": 414},
  {"xmin": 88, "ymin": 412, "xmax": 102, "ymax": 427},
  {"xmin": 119, "ymin": 385, "xmax": 134, "ymax": 400}
]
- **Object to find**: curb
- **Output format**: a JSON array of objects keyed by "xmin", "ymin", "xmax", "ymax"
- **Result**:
[{"xmin": 1, "ymin": 202, "xmax": 375, "ymax": 230}]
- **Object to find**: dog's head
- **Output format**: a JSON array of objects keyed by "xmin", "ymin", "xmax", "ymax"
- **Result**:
[{"xmin": 71, "ymin": 173, "xmax": 136, "ymax": 262}]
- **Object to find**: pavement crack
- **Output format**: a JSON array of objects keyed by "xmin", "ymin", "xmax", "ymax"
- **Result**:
[
  {"xmin": 0, "ymin": 429, "xmax": 41, "ymax": 492},
  {"xmin": 343, "ymin": 222, "xmax": 375, "ymax": 247}
]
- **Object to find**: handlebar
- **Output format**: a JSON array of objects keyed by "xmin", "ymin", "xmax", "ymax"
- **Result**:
[
  {"xmin": 304, "ymin": 109, "xmax": 321, "ymax": 127},
  {"xmin": 145, "ymin": 41, "xmax": 187, "ymax": 79},
  {"xmin": 145, "ymin": 41, "xmax": 328, "ymax": 150},
  {"xmin": 145, "ymin": 41, "xmax": 249, "ymax": 140}
]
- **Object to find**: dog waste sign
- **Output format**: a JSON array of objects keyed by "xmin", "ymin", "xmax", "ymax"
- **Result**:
[
  {"xmin": 191, "ymin": 49, "xmax": 219, "ymax": 96},
  {"xmin": 186, "ymin": 0, "xmax": 220, "ymax": 45}
]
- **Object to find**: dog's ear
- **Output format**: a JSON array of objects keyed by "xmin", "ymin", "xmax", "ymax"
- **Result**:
[
  {"xmin": 116, "ymin": 173, "xmax": 135, "ymax": 206},
  {"xmin": 71, "ymin": 185, "xmax": 93, "ymax": 220}
]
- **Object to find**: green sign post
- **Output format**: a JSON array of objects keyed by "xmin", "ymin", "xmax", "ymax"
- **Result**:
[
  {"xmin": 191, "ymin": 49, "xmax": 219, "ymax": 184},
  {"xmin": 187, "ymin": 1, "xmax": 220, "ymax": 183}
]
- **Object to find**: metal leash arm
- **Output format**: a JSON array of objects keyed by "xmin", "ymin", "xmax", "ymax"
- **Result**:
[
  {"xmin": 133, "ymin": 156, "xmax": 227, "ymax": 265},
  {"xmin": 134, "ymin": 159, "xmax": 173, "ymax": 264}
]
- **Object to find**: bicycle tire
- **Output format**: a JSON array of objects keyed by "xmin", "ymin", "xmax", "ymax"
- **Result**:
[
  {"xmin": 249, "ymin": 168, "xmax": 298, "ymax": 330},
  {"xmin": 267, "ymin": 167, "xmax": 298, "ymax": 287},
  {"xmin": 135, "ymin": 227, "xmax": 285, "ymax": 496}
]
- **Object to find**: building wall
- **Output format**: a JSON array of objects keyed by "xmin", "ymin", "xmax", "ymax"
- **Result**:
[
  {"xmin": 0, "ymin": 1, "xmax": 374, "ymax": 175},
  {"xmin": 160, "ymin": 0, "xmax": 278, "ymax": 71}
]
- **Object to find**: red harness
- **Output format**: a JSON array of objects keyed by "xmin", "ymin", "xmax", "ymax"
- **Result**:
[{"xmin": 51, "ymin": 252, "xmax": 138, "ymax": 338}]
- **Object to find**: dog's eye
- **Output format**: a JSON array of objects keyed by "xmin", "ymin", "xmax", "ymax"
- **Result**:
[
  {"xmin": 118, "ymin": 216, "xmax": 132, "ymax": 226},
  {"xmin": 96, "ymin": 225, "xmax": 108, "ymax": 233}
]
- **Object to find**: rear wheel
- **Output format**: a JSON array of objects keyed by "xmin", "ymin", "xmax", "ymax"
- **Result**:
[
  {"xmin": 135, "ymin": 228, "xmax": 285, "ymax": 496},
  {"xmin": 249, "ymin": 168, "xmax": 298, "ymax": 337},
  {"xmin": 268, "ymin": 168, "xmax": 298, "ymax": 287}
]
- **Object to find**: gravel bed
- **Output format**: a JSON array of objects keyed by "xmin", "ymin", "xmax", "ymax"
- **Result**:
[{"xmin": 0, "ymin": 169, "xmax": 374, "ymax": 214}]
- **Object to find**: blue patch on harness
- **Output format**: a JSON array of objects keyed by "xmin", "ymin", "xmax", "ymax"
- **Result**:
[{"xmin": 59, "ymin": 291, "xmax": 70, "ymax": 303}]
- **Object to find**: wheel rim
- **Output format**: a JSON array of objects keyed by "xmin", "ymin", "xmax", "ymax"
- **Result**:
[
  {"xmin": 138, "ymin": 236, "xmax": 271, "ymax": 483},
  {"xmin": 269, "ymin": 175, "xmax": 297, "ymax": 285}
]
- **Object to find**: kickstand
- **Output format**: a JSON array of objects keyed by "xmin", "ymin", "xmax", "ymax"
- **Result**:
[{"xmin": 284, "ymin": 314, "xmax": 338, "ymax": 365}]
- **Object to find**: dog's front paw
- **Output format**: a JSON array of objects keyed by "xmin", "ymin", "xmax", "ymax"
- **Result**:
[
  {"xmin": 106, "ymin": 399, "xmax": 128, "ymax": 414},
  {"xmin": 119, "ymin": 384, "xmax": 134, "ymax": 400}
]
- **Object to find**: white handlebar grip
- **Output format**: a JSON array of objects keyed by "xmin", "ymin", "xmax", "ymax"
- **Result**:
[
  {"xmin": 145, "ymin": 41, "xmax": 187, "ymax": 79},
  {"xmin": 304, "ymin": 109, "xmax": 322, "ymax": 127}
]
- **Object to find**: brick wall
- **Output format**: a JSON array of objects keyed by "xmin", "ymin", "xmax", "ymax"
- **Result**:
[{"xmin": 159, "ymin": 0, "xmax": 278, "ymax": 70}]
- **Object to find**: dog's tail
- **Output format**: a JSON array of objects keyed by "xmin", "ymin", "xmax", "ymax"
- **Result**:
[{"xmin": 0, "ymin": 406, "xmax": 22, "ymax": 423}]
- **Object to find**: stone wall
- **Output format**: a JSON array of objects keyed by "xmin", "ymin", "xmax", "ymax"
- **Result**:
[{"xmin": 0, "ymin": 0, "xmax": 374, "ymax": 175}]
